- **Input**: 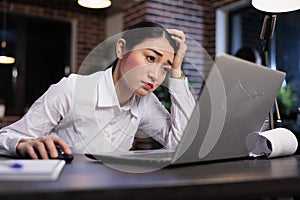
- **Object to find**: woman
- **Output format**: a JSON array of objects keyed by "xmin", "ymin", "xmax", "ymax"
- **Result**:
[{"xmin": 0, "ymin": 21, "xmax": 195, "ymax": 159}]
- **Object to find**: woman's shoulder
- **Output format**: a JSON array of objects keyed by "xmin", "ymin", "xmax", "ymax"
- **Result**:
[
  {"xmin": 51, "ymin": 71, "xmax": 106, "ymax": 94},
  {"xmin": 68, "ymin": 70, "xmax": 105, "ymax": 80},
  {"xmin": 60, "ymin": 70, "xmax": 106, "ymax": 85}
]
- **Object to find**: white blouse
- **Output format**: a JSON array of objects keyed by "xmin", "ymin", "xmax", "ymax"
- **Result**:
[{"xmin": 0, "ymin": 67, "xmax": 195, "ymax": 156}]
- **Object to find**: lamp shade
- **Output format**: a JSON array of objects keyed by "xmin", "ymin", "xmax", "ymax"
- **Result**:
[
  {"xmin": 0, "ymin": 41, "xmax": 15, "ymax": 64},
  {"xmin": 252, "ymin": 0, "xmax": 300, "ymax": 13},
  {"xmin": 78, "ymin": 0, "xmax": 111, "ymax": 9},
  {"xmin": 0, "ymin": 55, "xmax": 15, "ymax": 64}
]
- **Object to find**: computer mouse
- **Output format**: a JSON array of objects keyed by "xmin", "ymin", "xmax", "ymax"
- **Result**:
[{"xmin": 50, "ymin": 145, "xmax": 74, "ymax": 163}]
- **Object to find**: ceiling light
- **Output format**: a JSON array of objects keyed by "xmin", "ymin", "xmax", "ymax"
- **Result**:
[{"xmin": 78, "ymin": 0, "xmax": 112, "ymax": 9}]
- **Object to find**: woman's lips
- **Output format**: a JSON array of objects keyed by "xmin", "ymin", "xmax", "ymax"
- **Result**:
[{"xmin": 143, "ymin": 82, "xmax": 153, "ymax": 90}]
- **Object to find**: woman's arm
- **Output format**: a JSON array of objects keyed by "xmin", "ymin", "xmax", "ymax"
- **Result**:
[
  {"xmin": 0, "ymin": 75, "xmax": 74, "ymax": 158},
  {"xmin": 166, "ymin": 29, "xmax": 187, "ymax": 79}
]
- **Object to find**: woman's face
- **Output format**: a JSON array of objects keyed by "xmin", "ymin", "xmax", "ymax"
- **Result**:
[{"xmin": 116, "ymin": 37, "xmax": 175, "ymax": 97}]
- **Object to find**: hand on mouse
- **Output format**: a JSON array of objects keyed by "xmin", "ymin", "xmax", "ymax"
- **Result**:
[{"xmin": 16, "ymin": 135, "xmax": 72, "ymax": 159}]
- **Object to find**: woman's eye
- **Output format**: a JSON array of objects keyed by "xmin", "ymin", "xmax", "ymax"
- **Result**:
[{"xmin": 146, "ymin": 56, "xmax": 155, "ymax": 63}]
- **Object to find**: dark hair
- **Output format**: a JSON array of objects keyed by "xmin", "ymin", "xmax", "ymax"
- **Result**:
[
  {"xmin": 121, "ymin": 21, "xmax": 178, "ymax": 53},
  {"xmin": 235, "ymin": 47, "xmax": 259, "ymax": 63}
]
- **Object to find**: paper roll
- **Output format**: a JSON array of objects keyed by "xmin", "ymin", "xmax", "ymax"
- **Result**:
[{"xmin": 246, "ymin": 128, "xmax": 298, "ymax": 158}]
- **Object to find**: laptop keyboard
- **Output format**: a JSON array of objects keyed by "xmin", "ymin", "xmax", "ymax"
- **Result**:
[{"xmin": 120, "ymin": 151, "xmax": 174, "ymax": 162}]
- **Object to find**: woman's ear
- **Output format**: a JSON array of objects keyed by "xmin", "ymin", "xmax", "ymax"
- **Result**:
[{"xmin": 116, "ymin": 38, "xmax": 126, "ymax": 59}]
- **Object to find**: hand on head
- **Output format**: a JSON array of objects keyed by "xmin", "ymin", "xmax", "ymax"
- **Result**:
[{"xmin": 166, "ymin": 29, "xmax": 187, "ymax": 78}]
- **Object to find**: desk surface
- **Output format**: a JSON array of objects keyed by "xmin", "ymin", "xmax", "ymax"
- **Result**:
[{"xmin": 1, "ymin": 155, "xmax": 300, "ymax": 200}]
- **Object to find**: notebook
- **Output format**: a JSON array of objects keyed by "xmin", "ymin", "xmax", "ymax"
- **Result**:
[
  {"xmin": 86, "ymin": 53, "xmax": 286, "ymax": 169},
  {"xmin": 0, "ymin": 159, "xmax": 65, "ymax": 181}
]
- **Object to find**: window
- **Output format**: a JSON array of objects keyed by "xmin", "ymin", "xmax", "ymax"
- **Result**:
[{"xmin": 0, "ymin": 14, "xmax": 71, "ymax": 115}]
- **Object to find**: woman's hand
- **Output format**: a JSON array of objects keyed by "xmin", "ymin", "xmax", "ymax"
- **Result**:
[
  {"xmin": 167, "ymin": 29, "xmax": 187, "ymax": 78},
  {"xmin": 16, "ymin": 135, "xmax": 72, "ymax": 159}
]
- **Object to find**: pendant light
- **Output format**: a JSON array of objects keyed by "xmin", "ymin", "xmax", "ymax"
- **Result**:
[
  {"xmin": 0, "ymin": 0, "xmax": 15, "ymax": 64},
  {"xmin": 78, "ymin": 0, "xmax": 112, "ymax": 9}
]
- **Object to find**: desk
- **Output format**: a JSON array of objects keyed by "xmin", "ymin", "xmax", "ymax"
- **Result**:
[{"xmin": 1, "ymin": 155, "xmax": 300, "ymax": 200}]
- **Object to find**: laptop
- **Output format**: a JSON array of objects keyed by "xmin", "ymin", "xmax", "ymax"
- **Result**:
[{"xmin": 86, "ymin": 53, "xmax": 286, "ymax": 171}]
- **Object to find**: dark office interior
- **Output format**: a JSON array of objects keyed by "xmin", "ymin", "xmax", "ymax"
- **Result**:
[{"xmin": 1, "ymin": 0, "xmax": 300, "ymax": 199}]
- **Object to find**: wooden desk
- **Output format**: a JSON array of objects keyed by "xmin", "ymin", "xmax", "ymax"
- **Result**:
[{"xmin": 1, "ymin": 155, "xmax": 300, "ymax": 200}]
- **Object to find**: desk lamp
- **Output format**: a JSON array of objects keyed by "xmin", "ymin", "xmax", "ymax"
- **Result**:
[
  {"xmin": 251, "ymin": 0, "xmax": 300, "ymax": 129},
  {"xmin": 252, "ymin": 0, "xmax": 300, "ymax": 129}
]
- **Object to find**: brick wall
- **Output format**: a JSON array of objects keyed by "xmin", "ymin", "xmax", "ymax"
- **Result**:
[
  {"xmin": 2, "ymin": 0, "xmax": 242, "ymax": 74},
  {"xmin": 1, "ymin": 0, "xmax": 106, "ymax": 71}
]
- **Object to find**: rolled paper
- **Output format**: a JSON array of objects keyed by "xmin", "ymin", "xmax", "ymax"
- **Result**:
[{"xmin": 246, "ymin": 128, "xmax": 298, "ymax": 158}]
